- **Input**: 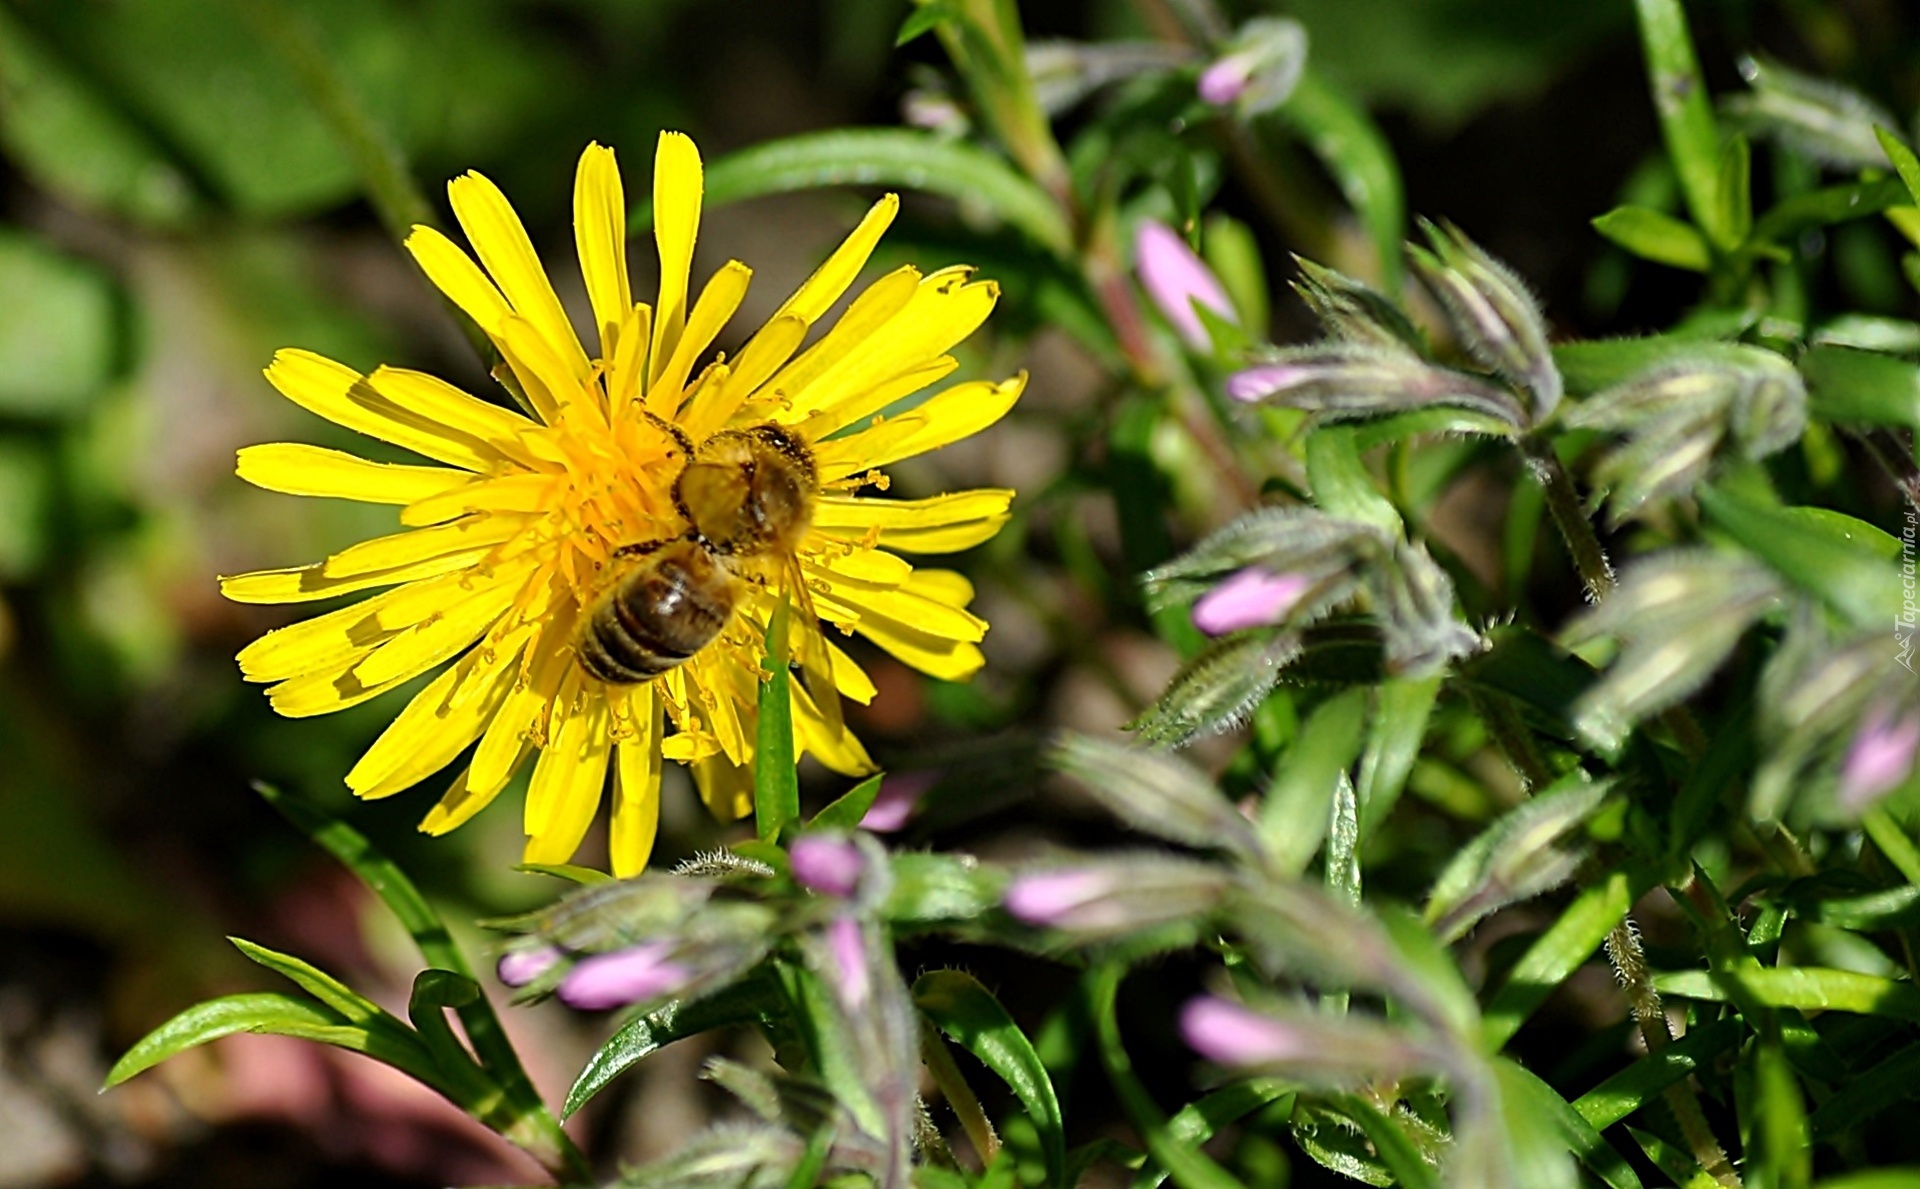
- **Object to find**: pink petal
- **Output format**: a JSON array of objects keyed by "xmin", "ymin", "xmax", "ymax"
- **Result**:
[
  {"xmin": 1192, "ymin": 568, "xmax": 1311, "ymax": 635},
  {"xmin": 1136, "ymin": 220, "xmax": 1237, "ymax": 350}
]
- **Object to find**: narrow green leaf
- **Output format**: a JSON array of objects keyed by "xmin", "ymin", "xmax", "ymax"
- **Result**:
[
  {"xmin": 564, "ymin": 969, "xmax": 781, "ymax": 1118},
  {"xmin": 1717, "ymin": 135, "xmax": 1753, "ymax": 246},
  {"xmin": 1654, "ymin": 966, "xmax": 1920, "ymax": 1021},
  {"xmin": 1573, "ymin": 1018, "xmax": 1742, "ymax": 1129},
  {"xmin": 1495, "ymin": 1058, "xmax": 1621, "ymax": 1189},
  {"xmin": 1802, "ymin": 344, "xmax": 1920, "ymax": 431},
  {"xmin": 756, "ymin": 602, "xmax": 798, "ymax": 844},
  {"xmin": 1796, "ymin": 884, "xmax": 1920, "ymax": 931},
  {"xmin": 1086, "ymin": 965, "xmax": 1243, "ymax": 1189},
  {"xmin": 1482, "ymin": 868, "xmax": 1644, "ymax": 1049},
  {"xmin": 106, "ymin": 993, "xmax": 353, "ymax": 1087},
  {"xmin": 1347, "ymin": 405, "xmax": 1519, "ymax": 447},
  {"xmin": 1875, "ymin": 126, "xmax": 1920, "ymax": 204},
  {"xmin": 896, "ymin": 0, "xmax": 961, "ymax": 46},
  {"xmin": 1750, "ymin": 177, "xmax": 1908, "ymax": 245},
  {"xmin": 1133, "ymin": 1081, "xmax": 1295, "ymax": 1189},
  {"xmin": 810, "ymin": 773, "xmax": 886, "ymax": 832},
  {"xmin": 1276, "ymin": 72, "xmax": 1406, "ymax": 290},
  {"xmin": 1864, "ymin": 809, "xmax": 1920, "ymax": 886},
  {"xmin": 1698, "ymin": 482, "xmax": 1887, "ymax": 627},
  {"xmin": 914, "ymin": 971, "xmax": 1066, "ymax": 1188},
  {"xmin": 1628, "ymin": 1126, "xmax": 1720, "ymax": 1189},
  {"xmin": 229, "ymin": 937, "xmax": 396, "ymax": 1028},
  {"xmin": 1591, "ymin": 206, "xmax": 1713, "ymax": 271},
  {"xmin": 779, "ymin": 959, "xmax": 885, "ymax": 1139},
  {"xmin": 1809, "ymin": 1043, "xmax": 1920, "ymax": 1140},
  {"xmin": 1756, "ymin": 1039, "xmax": 1812, "ymax": 1189},
  {"xmin": 1356, "ymin": 676, "xmax": 1440, "ymax": 839},
  {"xmin": 1326, "ymin": 1092, "xmax": 1441, "ymax": 1189},
  {"xmin": 1260, "ymin": 687, "xmax": 1369, "ymax": 874},
  {"xmin": 1306, "ymin": 427, "xmax": 1401, "ymax": 535},
  {"xmin": 407, "ymin": 968, "xmax": 483, "ymax": 1072},
  {"xmin": 514, "ymin": 862, "xmax": 613, "ymax": 885},
  {"xmin": 1554, "ymin": 337, "xmax": 1782, "ymax": 396},
  {"xmin": 1814, "ymin": 1173, "xmax": 1920, "ymax": 1189},
  {"xmin": 1633, "ymin": 0, "xmax": 1730, "ymax": 248},
  {"xmin": 634, "ymin": 128, "xmax": 1073, "ymax": 258}
]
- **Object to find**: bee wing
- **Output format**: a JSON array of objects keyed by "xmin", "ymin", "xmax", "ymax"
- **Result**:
[{"xmin": 781, "ymin": 553, "xmax": 845, "ymax": 742}]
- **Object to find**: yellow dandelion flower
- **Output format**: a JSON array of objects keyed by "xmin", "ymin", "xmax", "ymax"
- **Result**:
[{"xmin": 225, "ymin": 133, "xmax": 1025, "ymax": 875}]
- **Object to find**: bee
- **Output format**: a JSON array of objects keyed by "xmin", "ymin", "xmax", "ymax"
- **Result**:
[{"xmin": 577, "ymin": 421, "xmax": 843, "ymax": 730}]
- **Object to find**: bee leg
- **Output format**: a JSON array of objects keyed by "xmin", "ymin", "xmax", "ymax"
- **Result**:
[{"xmin": 613, "ymin": 538, "xmax": 671, "ymax": 559}]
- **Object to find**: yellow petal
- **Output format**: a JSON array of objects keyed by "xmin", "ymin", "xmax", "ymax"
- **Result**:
[
  {"xmin": 607, "ymin": 302, "xmax": 653, "ymax": 408},
  {"xmin": 679, "ymin": 313, "xmax": 806, "ymax": 441},
  {"xmin": 495, "ymin": 314, "xmax": 591, "ymax": 426},
  {"xmin": 782, "ymin": 267, "xmax": 998, "ymax": 423},
  {"xmin": 905, "ymin": 567, "xmax": 976, "ymax": 607},
  {"xmin": 237, "ymin": 444, "xmax": 473, "ymax": 505},
  {"xmin": 406, "ymin": 224, "xmax": 512, "ymax": 335},
  {"xmin": 220, "ymin": 549, "xmax": 497, "ymax": 605},
  {"xmin": 647, "ymin": 260, "xmax": 750, "ymax": 418},
  {"xmin": 419, "ymin": 752, "xmax": 526, "ymax": 836},
  {"xmin": 807, "ymin": 545, "xmax": 914, "ymax": 586},
  {"xmin": 265, "ymin": 349, "xmax": 529, "ymax": 473},
  {"xmin": 812, "ymin": 373, "xmax": 1026, "ymax": 478},
  {"xmin": 650, "ymin": 132, "xmax": 703, "ymax": 386},
  {"xmin": 448, "ymin": 169, "xmax": 591, "ymax": 384},
  {"xmin": 265, "ymin": 662, "xmax": 412, "ymax": 718},
  {"xmin": 793, "ymin": 682, "xmax": 875, "ymax": 777},
  {"xmin": 322, "ymin": 514, "xmax": 524, "ymax": 579},
  {"xmin": 812, "ymin": 489, "xmax": 1013, "ymax": 554},
  {"xmin": 402, "ymin": 472, "xmax": 556, "ymax": 527},
  {"xmin": 759, "ymin": 266, "xmax": 919, "ymax": 412},
  {"xmin": 345, "ymin": 633, "xmax": 522, "ymax": 800},
  {"xmin": 471, "ymin": 613, "xmax": 576, "ymax": 794},
  {"xmin": 346, "ymin": 562, "xmax": 529, "ymax": 689},
  {"xmin": 610, "ymin": 686, "xmax": 664, "ymax": 877},
  {"xmin": 827, "ymin": 639, "xmax": 877, "ymax": 704},
  {"xmin": 808, "ymin": 564, "xmax": 986, "ymax": 642},
  {"xmin": 363, "ymin": 365, "xmax": 548, "ymax": 469},
  {"xmin": 771, "ymin": 193, "xmax": 899, "ymax": 324},
  {"xmin": 574, "ymin": 143, "xmax": 632, "ymax": 362},
  {"xmin": 523, "ymin": 685, "xmax": 612, "ymax": 865},
  {"xmin": 788, "ymin": 355, "xmax": 959, "ymax": 441},
  {"xmin": 853, "ymin": 613, "xmax": 986, "ymax": 681},
  {"xmin": 235, "ymin": 572, "xmax": 469, "ymax": 682},
  {"xmin": 691, "ymin": 752, "xmax": 752, "ymax": 822}
]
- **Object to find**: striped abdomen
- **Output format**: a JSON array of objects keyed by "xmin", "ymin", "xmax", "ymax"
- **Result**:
[{"xmin": 578, "ymin": 538, "xmax": 737, "ymax": 684}]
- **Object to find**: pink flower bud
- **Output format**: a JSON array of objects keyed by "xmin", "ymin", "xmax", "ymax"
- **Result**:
[
  {"xmin": 1003, "ymin": 869, "xmax": 1127, "ymax": 930},
  {"xmin": 557, "ymin": 940, "xmax": 688, "ymax": 1011},
  {"xmin": 1198, "ymin": 54, "xmax": 1256, "ymax": 106},
  {"xmin": 790, "ymin": 835, "xmax": 865, "ymax": 898},
  {"xmin": 1841, "ymin": 707, "xmax": 1920, "ymax": 810},
  {"xmin": 1180, "ymin": 996, "xmax": 1308, "ymax": 1065},
  {"xmin": 1192, "ymin": 568, "xmax": 1311, "ymax": 636},
  {"xmin": 860, "ymin": 772, "xmax": 934, "ymax": 833},
  {"xmin": 495, "ymin": 945, "xmax": 561, "ymax": 988},
  {"xmin": 1135, "ymin": 220, "xmax": 1237, "ymax": 351},
  {"xmin": 825, "ymin": 916, "xmax": 870, "ymax": 1009}
]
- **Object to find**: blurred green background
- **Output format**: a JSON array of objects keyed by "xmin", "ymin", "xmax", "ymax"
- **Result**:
[{"xmin": 0, "ymin": 0, "xmax": 1915, "ymax": 1184}]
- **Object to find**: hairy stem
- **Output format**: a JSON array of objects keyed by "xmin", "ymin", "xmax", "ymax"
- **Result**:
[{"xmin": 1523, "ymin": 436, "xmax": 1614, "ymax": 602}]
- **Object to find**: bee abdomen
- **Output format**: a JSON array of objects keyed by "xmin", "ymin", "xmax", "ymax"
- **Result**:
[{"xmin": 578, "ymin": 542, "xmax": 735, "ymax": 685}]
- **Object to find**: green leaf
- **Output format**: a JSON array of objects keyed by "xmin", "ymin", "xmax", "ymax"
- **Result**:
[
  {"xmin": 104, "ymin": 992, "xmax": 430, "ymax": 1089},
  {"xmin": 252, "ymin": 783, "xmax": 582, "ymax": 1180},
  {"xmin": 1632, "ymin": 0, "xmax": 1731, "ymax": 248},
  {"xmin": 1750, "ymin": 177, "xmax": 1908, "ymax": 245},
  {"xmin": 914, "ymin": 971, "xmax": 1066, "ymax": 1189},
  {"xmin": 1276, "ymin": 72, "xmax": 1407, "ymax": 290},
  {"xmin": 1813, "ymin": 1173, "xmax": 1920, "ymax": 1189},
  {"xmin": 1203, "ymin": 213, "xmax": 1270, "ymax": 340},
  {"xmin": 1356, "ymin": 676, "xmax": 1440, "ymax": 838},
  {"xmin": 1802, "ymin": 344, "xmax": 1920, "ymax": 430},
  {"xmin": 896, "ymin": 0, "xmax": 962, "ymax": 46},
  {"xmin": 1494, "ymin": 1058, "xmax": 1621, "ymax": 1189},
  {"xmin": 885, "ymin": 852, "xmax": 1005, "ymax": 929},
  {"xmin": 0, "ymin": 231, "xmax": 117, "ymax": 417},
  {"xmin": 1591, "ymin": 206, "xmax": 1713, "ymax": 271},
  {"xmin": 635, "ymin": 128, "xmax": 1073, "ymax": 258},
  {"xmin": 1259, "ymin": 687, "xmax": 1369, "ymax": 874},
  {"xmin": 1654, "ymin": 966, "xmax": 1920, "ymax": 1022},
  {"xmin": 1876, "ymin": 126, "xmax": 1920, "ymax": 205},
  {"xmin": 514, "ymin": 862, "xmax": 614, "ymax": 885},
  {"xmin": 1864, "ymin": 810, "xmax": 1920, "ymax": 887},
  {"xmin": 1808, "ymin": 1043, "xmax": 1920, "ymax": 1141},
  {"xmin": 1482, "ymin": 868, "xmax": 1645, "ymax": 1050},
  {"xmin": 1133, "ymin": 1081, "xmax": 1295, "ymax": 1189},
  {"xmin": 1755, "ymin": 1038, "xmax": 1812, "ymax": 1189},
  {"xmin": 1697, "ymin": 482, "xmax": 1887, "ymax": 627},
  {"xmin": 1306, "ymin": 427, "xmax": 1401, "ymax": 535},
  {"xmin": 810, "ymin": 773, "xmax": 886, "ymax": 832},
  {"xmin": 779, "ymin": 959, "xmax": 885, "ymax": 1139},
  {"xmin": 1085, "ymin": 965, "xmax": 1243, "ymax": 1189},
  {"xmin": 1716, "ymin": 134, "xmax": 1752, "ymax": 246},
  {"xmin": 1572, "ymin": 1018, "xmax": 1742, "ymax": 1130},
  {"xmin": 1325, "ymin": 1092, "xmax": 1441, "ymax": 1189},
  {"xmin": 406, "ymin": 967, "xmax": 482, "ymax": 1072},
  {"xmin": 1628, "ymin": 1127, "xmax": 1720, "ymax": 1189},
  {"xmin": 564, "ymin": 970, "xmax": 780, "ymax": 1118},
  {"xmin": 1347, "ymin": 405, "xmax": 1519, "ymax": 447},
  {"xmin": 229, "ymin": 937, "xmax": 399, "ymax": 1028},
  {"xmin": 1554, "ymin": 337, "xmax": 1783, "ymax": 397},
  {"xmin": 756, "ymin": 602, "xmax": 798, "ymax": 844}
]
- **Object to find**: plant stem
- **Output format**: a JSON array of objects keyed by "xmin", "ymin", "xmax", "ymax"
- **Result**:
[
  {"xmin": 1522, "ymin": 436, "xmax": 1613, "ymax": 602},
  {"xmin": 920, "ymin": 1021, "xmax": 999, "ymax": 1168},
  {"xmin": 1606, "ymin": 918, "xmax": 1741, "ymax": 1188}
]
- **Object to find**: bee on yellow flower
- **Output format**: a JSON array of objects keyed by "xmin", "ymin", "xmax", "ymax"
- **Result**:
[{"xmin": 225, "ymin": 133, "xmax": 1024, "ymax": 874}]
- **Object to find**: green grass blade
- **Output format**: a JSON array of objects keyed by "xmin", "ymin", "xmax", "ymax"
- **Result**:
[
  {"xmin": 1482, "ymin": 868, "xmax": 1644, "ymax": 1049},
  {"xmin": 755, "ymin": 601, "xmax": 799, "ymax": 843},
  {"xmin": 631, "ymin": 128, "xmax": 1073, "ymax": 257},
  {"xmin": 1573, "ymin": 1018, "xmax": 1741, "ymax": 1129},
  {"xmin": 915, "ymin": 970, "xmax": 1067, "ymax": 1188},
  {"xmin": 1654, "ymin": 966, "xmax": 1920, "ymax": 1021}
]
